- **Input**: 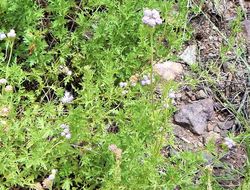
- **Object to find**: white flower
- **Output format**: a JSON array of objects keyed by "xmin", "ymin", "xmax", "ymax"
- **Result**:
[
  {"xmin": 60, "ymin": 123, "xmax": 69, "ymax": 129},
  {"xmin": 66, "ymin": 70, "xmax": 72, "ymax": 76},
  {"xmin": 60, "ymin": 123, "xmax": 71, "ymax": 139},
  {"xmin": 5, "ymin": 85, "xmax": 13, "ymax": 92},
  {"xmin": 143, "ymin": 9, "xmax": 152, "ymax": 17},
  {"xmin": 224, "ymin": 137, "xmax": 236, "ymax": 149},
  {"xmin": 143, "ymin": 75, "xmax": 149, "ymax": 80},
  {"xmin": 0, "ymin": 33, "xmax": 6, "ymax": 40},
  {"xmin": 0, "ymin": 107, "xmax": 10, "ymax": 117},
  {"xmin": 119, "ymin": 82, "xmax": 127, "ymax": 88},
  {"xmin": 61, "ymin": 91, "xmax": 74, "ymax": 104},
  {"xmin": 141, "ymin": 80, "xmax": 146, "ymax": 86},
  {"xmin": 142, "ymin": 8, "xmax": 162, "ymax": 27},
  {"xmin": 0, "ymin": 78, "xmax": 7, "ymax": 85},
  {"xmin": 65, "ymin": 133, "xmax": 71, "ymax": 139},
  {"xmin": 7, "ymin": 29, "xmax": 16, "ymax": 38},
  {"xmin": 122, "ymin": 90, "xmax": 128, "ymax": 95},
  {"xmin": 144, "ymin": 79, "xmax": 151, "ymax": 85},
  {"xmin": 51, "ymin": 169, "xmax": 57, "ymax": 175},
  {"xmin": 168, "ymin": 90, "xmax": 175, "ymax": 99},
  {"xmin": 131, "ymin": 82, "xmax": 136, "ymax": 87},
  {"xmin": 140, "ymin": 74, "xmax": 152, "ymax": 86},
  {"xmin": 63, "ymin": 128, "xmax": 69, "ymax": 133},
  {"xmin": 61, "ymin": 132, "xmax": 66, "ymax": 136},
  {"xmin": 60, "ymin": 66, "xmax": 72, "ymax": 76},
  {"xmin": 48, "ymin": 174, "xmax": 55, "ymax": 180}
]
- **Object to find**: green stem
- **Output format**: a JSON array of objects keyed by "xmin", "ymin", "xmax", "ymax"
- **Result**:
[
  {"xmin": 4, "ymin": 41, "xmax": 9, "ymax": 60},
  {"xmin": 150, "ymin": 28, "xmax": 154, "ymax": 103},
  {"xmin": 7, "ymin": 41, "xmax": 13, "ymax": 67},
  {"xmin": 6, "ymin": 41, "xmax": 14, "ymax": 79}
]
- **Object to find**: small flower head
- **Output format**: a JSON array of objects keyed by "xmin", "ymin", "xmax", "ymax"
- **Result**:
[
  {"xmin": 0, "ymin": 107, "xmax": 10, "ymax": 117},
  {"xmin": 48, "ymin": 174, "xmax": 55, "ymax": 180},
  {"xmin": 224, "ymin": 137, "xmax": 236, "ymax": 149},
  {"xmin": 142, "ymin": 8, "xmax": 162, "ymax": 27},
  {"xmin": 7, "ymin": 29, "xmax": 16, "ymax": 38},
  {"xmin": 5, "ymin": 85, "xmax": 13, "ymax": 92},
  {"xmin": 61, "ymin": 91, "xmax": 74, "ymax": 104},
  {"xmin": 60, "ymin": 66, "xmax": 72, "ymax": 76},
  {"xmin": 0, "ymin": 33, "xmax": 6, "ymax": 40},
  {"xmin": 0, "ymin": 78, "xmax": 7, "ymax": 85},
  {"xmin": 122, "ymin": 90, "xmax": 128, "ymax": 95},
  {"xmin": 168, "ymin": 90, "xmax": 175, "ymax": 99},
  {"xmin": 60, "ymin": 123, "xmax": 69, "ymax": 129},
  {"xmin": 60, "ymin": 124, "xmax": 71, "ymax": 139},
  {"xmin": 61, "ymin": 132, "xmax": 66, "ymax": 136},
  {"xmin": 140, "ymin": 74, "xmax": 153, "ymax": 86},
  {"xmin": 141, "ymin": 80, "xmax": 146, "ymax": 86},
  {"xmin": 51, "ymin": 169, "xmax": 57, "ymax": 175},
  {"xmin": 119, "ymin": 82, "xmax": 127, "ymax": 88},
  {"xmin": 65, "ymin": 133, "xmax": 71, "ymax": 139}
]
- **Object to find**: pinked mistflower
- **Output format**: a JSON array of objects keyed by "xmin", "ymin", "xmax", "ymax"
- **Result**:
[
  {"xmin": 224, "ymin": 137, "xmax": 236, "ymax": 149},
  {"xmin": 119, "ymin": 82, "xmax": 127, "ymax": 88},
  {"xmin": 61, "ymin": 91, "xmax": 74, "ymax": 104},
  {"xmin": 60, "ymin": 124, "xmax": 71, "ymax": 139},
  {"xmin": 0, "ymin": 78, "xmax": 7, "ymax": 85},
  {"xmin": 142, "ymin": 8, "xmax": 163, "ymax": 27},
  {"xmin": 140, "ymin": 75, "xmax": 152, "ymax": 86},
  {"xmin": 42, "ymin": 169, "xmax": 57, "ymax": 189},
  {"xmin": 7, "ymin": 29, "xmax": 16, "ymax": 38},
  {"xmin": 0, "ymin": 33, "xmax": 6, "ymax": 40},
  {"xmin": 5, "ymin": 85, "xmax": 13, "ymax": 92}
]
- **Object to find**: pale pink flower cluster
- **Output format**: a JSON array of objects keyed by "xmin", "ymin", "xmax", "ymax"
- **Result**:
[
  {"xmin": 60, "ymin": 124, "xmax": 71, "ymax": 139},
  {"xmin": 140, "ymin": 75, "xmax": 152, "ymax": 86},
  {"xmin": 224, "ymin": 137, "xmax": 236, "ymax": 149},
  {"xmin": 119, "ymin": 82, "xmax": 127, "ymax": 88},
  {"xmin": 142, "ymin": 8, "xmax": 162, "ymax": 27},
  {"xmin": 0, "ymin": 78, "xmax": 13, "ymax": 92},
  {"xmin": 0, "ymin": 29, "xmax": 16, "ymax": 40},
  {"xmin": 61, "ymin": 91, "xmax": 74, "ymax": 104}
]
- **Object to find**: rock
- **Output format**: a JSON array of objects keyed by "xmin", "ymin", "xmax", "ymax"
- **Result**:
[
  {"xmin": 207, "ymin": 122, "xmax": 214, "ymax": 132},
  {"xmin": 174, "ymin": 99, "xmax": 214, "ymax": 135},
  {"xmin": 172, "ymin": 124, "xmax": 203, "ymax": 151},
  {"xmin": 180, "ymin": 44, "xmax": 197, "ymax": 65},
  {"xmin": 153, "ymin": 61, "xmax": 183, "ymax": 81},
  {"xmin": 196, "ymin": 90, "xmax": 207, "ymax": 99},
  {"xmin": 218, "ymin": 120, "xmax": 235, "ymax": 130},
  {"xmin": 213, "ymin": 125, "xmax": 221, "ymax": 133},
  {"xmin": 203, "ymin": 131, "xmax": 221, "ymax": 144}
]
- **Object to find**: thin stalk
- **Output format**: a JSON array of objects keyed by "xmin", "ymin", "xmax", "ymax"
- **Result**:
[
  {"xmin": 150, "ymin": 28, "xmax": 155, "ymax": 103},
  {"xmin": 6, "ymin": 41, "xmax": 14, "ymax": 79},
  {"xmin": 7, "ymin": 41, "xmax": 13, "ymax": 68},
  {"xmin": 5, "ymin": 41, "xmax": 9, "ymax": 60}
]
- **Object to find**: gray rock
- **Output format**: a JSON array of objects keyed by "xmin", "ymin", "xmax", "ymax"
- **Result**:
[
  {"xmin": 196, "ymin": 90, "xmax": 207, "ymax": 99},
  {"xmin": 174, "ymin": 99, "xmax": 214, "ymax": 135},
  {"xmin": 218, "ymin": 120, "xmax": 235, "ymax": 130},
  {"xmin": 180, "ymin": 44, "xmax": 197, "ymax": 65}
]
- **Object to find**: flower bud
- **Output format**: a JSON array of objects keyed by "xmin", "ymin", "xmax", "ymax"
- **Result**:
[
  {"xmin": 5, "ymin": 85, "xmax": 13, "ymax": 92},
  {"xmin": 7, "ymin": 29, "xmax": 16, "ymax": 38},
  {"xmin": 0, "ymin": 33, "xmax": 6, "ymax": 40},
  {"xmin": 0, "ymin": 78, "xmax": 7, "ymax": 85}
]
